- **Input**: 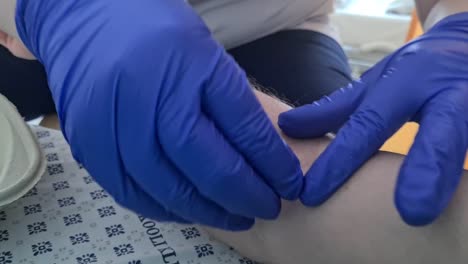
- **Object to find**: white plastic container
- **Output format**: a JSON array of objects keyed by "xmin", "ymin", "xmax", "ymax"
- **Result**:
[{"xmin": 0, "ymin": 94, "xmax": 45, "ymax": 208}]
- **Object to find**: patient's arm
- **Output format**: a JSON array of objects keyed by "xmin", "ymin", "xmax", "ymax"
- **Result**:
[{"xmin": 206, "ymin": 90, "xmax": 468, "ymax": 264}]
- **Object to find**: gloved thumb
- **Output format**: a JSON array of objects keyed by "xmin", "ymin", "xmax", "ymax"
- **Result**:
[{"xmin": 278, "ymin": 79, "xmax": 366, "ymax": 138}]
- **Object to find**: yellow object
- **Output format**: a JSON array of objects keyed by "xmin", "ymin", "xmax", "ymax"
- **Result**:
[
  {"xmin": 406, "ymin": 10, "xmax": 424, "ymax": 42},
  {"xmin": 381, "ymin": 123, "xmax": 468, "ymax": 170},
  {"xmin": 381, "ymin": 123, "xmax": 418, "ymax": 156}
]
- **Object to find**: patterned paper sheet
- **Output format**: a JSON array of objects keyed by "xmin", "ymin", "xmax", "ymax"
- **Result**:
[{"xmin": 0, "ymin": 126, "xmax": 257, "ymax": 264}]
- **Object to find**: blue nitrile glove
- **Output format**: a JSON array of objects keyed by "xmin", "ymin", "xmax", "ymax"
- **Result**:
[
  {"xmin": 15, "ymin": 0, "xmax": 303, "ymax": 230},
  {"xmin": 279, "ymin": 13, "xmax": 468, "ymax": 226}
]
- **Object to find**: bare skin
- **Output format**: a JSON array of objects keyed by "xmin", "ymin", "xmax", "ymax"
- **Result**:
[
  {"xmin": 206, "ymin": 90, "xmax": 468, "ymax": 264},
  {"xmin": 0, "ymin": 30, "xmax": 34, "ymax": 59}
]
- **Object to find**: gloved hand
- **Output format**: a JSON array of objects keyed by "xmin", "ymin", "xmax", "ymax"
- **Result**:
[
  {"xmin": 279, "ymin": 13, "xmax": 468, "ymax": 226},
  {"xmin": 15, "ymin": 0, "xmax": 303, "ymax": 230}
]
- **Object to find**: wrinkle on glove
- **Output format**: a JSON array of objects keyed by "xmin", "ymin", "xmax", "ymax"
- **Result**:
[{"xmin": 279, "ymin": 13, "xmax": 468, "ymax": 226}]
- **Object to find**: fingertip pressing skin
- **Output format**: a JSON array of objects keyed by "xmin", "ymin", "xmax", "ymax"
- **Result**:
[{"xmin": 200, "ymin": 54, "xmax": 304, "ymax": 203}]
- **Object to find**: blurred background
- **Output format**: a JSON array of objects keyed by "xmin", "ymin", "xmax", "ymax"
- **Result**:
[{"xmin": 334, "ymin": 0, "xmax": 417, "ymax": 77}]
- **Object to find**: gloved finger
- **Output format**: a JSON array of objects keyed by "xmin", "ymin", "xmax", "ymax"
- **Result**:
[
  {"xmin": 300, "ymin": 61, "xmax": 423, "ymax": 206},
  {"xmin": 395, "ymin": 89, "xmax": 468, "ymax": 226},
  {"xmin": 278, "ymin": 80, "xmax": 366, "ymax": 138},
  {"xmin": 65, "ymin": 121, "xmax": 190, "ymax": 225},
  {"xmin": 160, "ymin": 105, "xmax": 280, "ymax": 220},
  {"xmin": 278, "ymin": 55, "xmax": 392, "ymax": 139},
  {"xmin": 201, "ymin": 49, "xmax": 303, "ymax": 200},
  {"xmin": 120, "ymin": 140, "xmax": 255, "ymax": 230},
  {"xmin": 131, "ymin": 151, "xmax": 255, "ymax": 231},
  {"xmin": 114, "ymin": 111, "xmax": 255, "ymax": 231}
]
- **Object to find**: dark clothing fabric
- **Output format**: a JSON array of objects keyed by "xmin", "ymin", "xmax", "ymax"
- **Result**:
[
  {"xmin": 229, "ymin": 29, "xmax": 352, "ymax": 106},
  {"xmin": 0, "ymin": 29, "xmax": 351, "ymax": 120},
  {"xmin": 0, "ymin": 46, "xmax": 55, "ymax": 120}
]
